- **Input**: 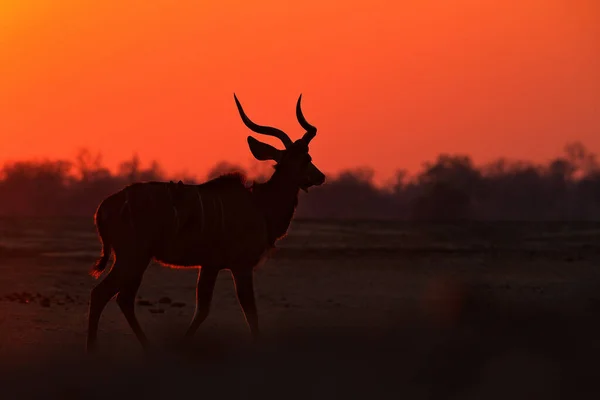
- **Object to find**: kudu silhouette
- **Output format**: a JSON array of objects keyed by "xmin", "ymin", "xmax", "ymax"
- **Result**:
[{"xmin": 85, "ymin": 94, "xmax": 325, "ymax": 353}]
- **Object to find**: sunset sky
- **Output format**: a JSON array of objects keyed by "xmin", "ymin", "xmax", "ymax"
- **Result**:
[{"xmin": 1, "ymin": 0, "xmax": 598, "ymax": 184}]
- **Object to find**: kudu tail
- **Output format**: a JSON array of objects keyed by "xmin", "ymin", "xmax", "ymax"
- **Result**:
[{"xmin": 90, "ymin": 203, "xmax": 112, "ymax": 279}]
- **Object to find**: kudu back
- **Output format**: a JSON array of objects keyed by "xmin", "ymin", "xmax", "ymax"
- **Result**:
[{"xmin": 86, "ymin": 94, "xmax": 325, "ymax": 353}]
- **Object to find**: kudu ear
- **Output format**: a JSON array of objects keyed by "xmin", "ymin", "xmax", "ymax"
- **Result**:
[{"xmin": 247, "ymin": 136, "xmax": 283, "ymax": 162}]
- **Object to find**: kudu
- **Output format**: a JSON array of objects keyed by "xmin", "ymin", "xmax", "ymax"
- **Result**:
[{"xmin": 86, "ymin": 94, "xmax": 325, "ymax": 352}]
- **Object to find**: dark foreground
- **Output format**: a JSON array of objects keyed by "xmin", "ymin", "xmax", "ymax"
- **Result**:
[{"xmin": 1, "ymin": 219, "xmax": 600, "ymax": 399}]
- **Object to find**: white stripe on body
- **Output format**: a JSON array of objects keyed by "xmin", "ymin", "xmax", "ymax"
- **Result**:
[
  {"xmin": 196, "ymin": 187, "xmax": 205, "ymax": 237},
  {"xmin": 218, "ymin": 196, "xmax": 225, "ymax": 235},
  {"xmin": 165, "ymin": 184, "xmax": 180, "ymax": 233},
  {"xmin": 120, "ymin": 189, "xmax": 136, "ymax": 233}
]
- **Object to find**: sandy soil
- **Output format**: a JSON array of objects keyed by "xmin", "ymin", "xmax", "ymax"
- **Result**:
[{"xmin": 1, "ymin": 219, "xmax": 600, "ymax": 399}]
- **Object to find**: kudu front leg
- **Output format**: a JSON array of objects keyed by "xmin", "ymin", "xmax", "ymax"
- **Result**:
[
  {"xmin": 182, "ymin": 267, "xmax": 219, "ymax": 341},
  {"xmin": 232, "ymin": 269, "xmax": 260, "ymax": 342}
]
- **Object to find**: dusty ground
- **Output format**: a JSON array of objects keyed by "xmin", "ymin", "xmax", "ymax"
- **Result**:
[{"xmin": 1, "ymin": 218, "xmax": 600, "ymax": 399}]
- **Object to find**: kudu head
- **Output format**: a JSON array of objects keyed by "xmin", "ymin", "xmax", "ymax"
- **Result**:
[{"xmin": 234, "ymin": 94, "xmax": 326, "ymax": 192}]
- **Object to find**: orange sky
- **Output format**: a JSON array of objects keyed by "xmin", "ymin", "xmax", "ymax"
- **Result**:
[{"xmin": 1, "ymin": 0, "xmax": 599, "ymax": 183}]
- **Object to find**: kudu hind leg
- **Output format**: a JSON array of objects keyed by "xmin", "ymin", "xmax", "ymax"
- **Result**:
[
  {"xmin": 87, "ymin": 268, "xmax": 121, "ymax": 353},
  {"xmin": 183, "ymin": 267, "xmax": 219, "ymax": 341},
  {"xmin": 116, "ymin": 272, "xmax": 149, "ymax": 349},
  {"xmin": 232, "ymin": 269, "xmax": 260, "ymax": 341},
  {"xmin": 86, "ymin": 258, "xmax": 149, "ymax": 353}
]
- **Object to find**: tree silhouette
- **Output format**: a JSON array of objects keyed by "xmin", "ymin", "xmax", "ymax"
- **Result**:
[{"xmin": 1, "ymin": 143, "xmax": 600, "ymax": 220}]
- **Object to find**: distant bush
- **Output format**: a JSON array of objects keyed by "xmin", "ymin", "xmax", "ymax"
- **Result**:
[{"xmin": 1, "ymin": 142, "xmax": 599, "ymax": 220}]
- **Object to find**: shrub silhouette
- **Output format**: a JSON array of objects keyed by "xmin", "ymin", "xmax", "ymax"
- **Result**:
[{"xmin": 1, "ymin": 141, "xmax": 600, "ymax": 220}]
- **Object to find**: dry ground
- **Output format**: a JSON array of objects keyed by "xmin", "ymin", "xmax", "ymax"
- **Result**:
[{"xmin": 1, "ymin": 218, "xmax": 600, "ymax": 399}]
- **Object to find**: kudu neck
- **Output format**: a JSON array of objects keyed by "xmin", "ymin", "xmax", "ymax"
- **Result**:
[{"xmin": 252, "ymin": 167, "xmax": 300, "ymax": 245}]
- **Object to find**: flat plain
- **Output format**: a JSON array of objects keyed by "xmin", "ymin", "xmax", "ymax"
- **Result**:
[{"xmin": 1, "ymin": 218, "xmax": 600, "ymax": 399}]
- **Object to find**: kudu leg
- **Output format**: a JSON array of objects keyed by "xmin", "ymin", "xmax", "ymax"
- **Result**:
[
  {"xmin": 86, "ymin": 258, "xmax": 149, "ymax": 353},
  {"xmin": 86, "ymin": 268, "xmax": 121, "ymax": 353},
  {"xmin": 116, "ymin": 274, "xmax": 149, "ymax": 349},
  {"xmin": 232, "ymin": 269, "xmax": 260, "ymax": 341},
  {"xmin": 182, "ymin": 267, "xmax": 219, "ymax": 340}
]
